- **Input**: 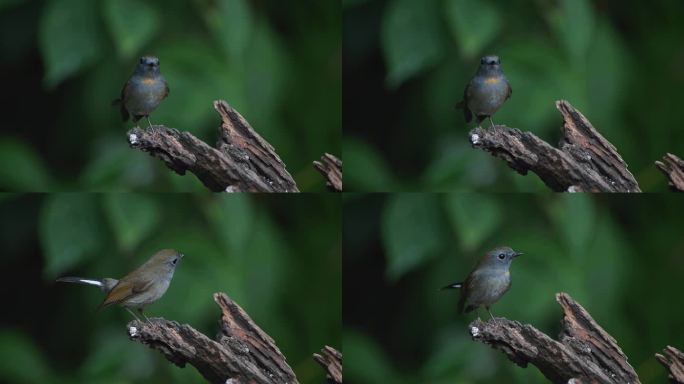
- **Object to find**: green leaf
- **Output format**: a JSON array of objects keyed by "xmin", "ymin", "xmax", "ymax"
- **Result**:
[
  {"xmin": 206, "ymin": 0, "xmax": 253, "ymax": 61},
  {"xmin": 381, "ymin": 0, "xmax": 443, "ymax": 87},
  {"xmin": 343, "ymin": 0, "xmax": 371, "ymax": 8},
  {"xmin": 344, "ymin": 137, "xmax": 395, "ymax": 191},
  {"xmin": 206, "ymin": 195, "xmax": 254, "ymax": 255},
  {"xmin": 548, "ymin": 194, "xmax": 595, "ymax": 259},
  {"xmin": 39, "ymin": 0, "xmax": 103, "ymax": 87},
  {"xmin": 0, "ymin": 136, "xmax": 53, "ymax": 191},
  {"xmin": 103, "ymin": 0, "xmax": 160, "ymax": 59},
  {"xmin": 40, "ymin": 194, "xmax": 104, "ymax": 277},
  {"xmin": 382, "ymin": 194, "xmax": 443, "ymax": 280},
  {"xmin": 444, "ymin": 194, "xmax": 501, "ymax": 250},
  {"xmin": 344, "ymin": 330, "xmax": 401, "ymax": 384},
  {"xmin": 443, "ymin": 0, "xmax": 501, "ymax": 58},
  {"xmin": 243, "ymin": 21, "xmax": 287, "ymax": 129},
  {"xmin": 585, "ymin": 21, "xmax": 628, "ymax": 135},
  {"xmin": 551, "ymin": 0, "xmax": 595, "ymax": 62},
  {"xmin": 102, "ymin": 194, "xmax": 160, "ymax": 251},
  {"xmin": 0, "ymin": 330, "xmax": 52, "ymax": 383},
  {"xmin": 0, "ymin": 0, "xmax": 26, "ymax": 12}
]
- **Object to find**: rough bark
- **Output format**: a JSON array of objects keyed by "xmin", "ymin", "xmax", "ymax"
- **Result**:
[
  {"xmin": 656, "ymin": 346, "xmax": 684, "ymax": 384},
  {"xmin": 127, "ymin": 100, "xmax": 299, "ymax": 192},
  {"xmin": 655, "ymin": 153, "xmax": 684, "ymax": 192},
  {"xmin": 313, "ymin": 153, "xmax": 343, "ymax": 192},
  {"xmin": 127, "ymin": 292, "xmax": 301, "ymax": 384},
  {"xmin": 469, "ymin": 292, "xmax": 640, "ymax": 384},
  {"xmin": 313, "ymin": 346, "xmax": 343, "ymax": 384},
  {"xmin": 469, "ymin": 100, "xmax": 641, "ymax": 192}
]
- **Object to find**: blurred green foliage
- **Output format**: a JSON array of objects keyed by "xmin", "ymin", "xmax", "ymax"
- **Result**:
[
  {"xmin": 0, "ymin": 193, "xmax": 341, "ymax": 383},
  {"xmin": 344, "ymin": 193, "xmax": 684, "ymax": 383},
  {"xmin": 344, "ymin": 0, "xmax": 684, "ymax": 191},
  {"xmin": 0, "ymin": 0, "xmax": 340, "ymax": 191}
]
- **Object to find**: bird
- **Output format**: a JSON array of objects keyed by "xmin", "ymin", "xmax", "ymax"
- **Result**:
[
  {"xmin": 112, "ymin": 55, "xmax": 169, "ymax": 128},
  {"xmin": 441, "ymin": 246, "xmax": 522, "ymax": 320},
  {"xmin": 455, "ymin": 55, "xmax": 512, "ymax": 128},
  {"xmin": 56, "ymin": 249, "xmax": 183, "ymax": 321}
]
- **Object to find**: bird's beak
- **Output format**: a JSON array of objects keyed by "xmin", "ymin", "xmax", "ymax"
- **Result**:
[{"xmin": 513, "ymin": 252, "xmax": 523, "ymax": 258}]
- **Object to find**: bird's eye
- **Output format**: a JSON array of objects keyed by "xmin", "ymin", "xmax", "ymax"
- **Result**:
[
  {"xmin": 498, "ymin": 253, "xmax": 506, "ymax": 260},
  {"xmin": 172, "ymin": 258, "xmax": 178, "ymax": 265}
]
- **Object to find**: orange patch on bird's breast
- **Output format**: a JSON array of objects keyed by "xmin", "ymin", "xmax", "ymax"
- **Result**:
[
  {"xmin": 142, "ymin": 78, "xmax": 156, "ymax": 84},
  {"xmin": 484, "ymin": 77, "xmax": 500, "ymax": 84}
]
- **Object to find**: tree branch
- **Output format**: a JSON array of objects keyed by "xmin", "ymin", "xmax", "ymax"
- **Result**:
[
  {"xmin": 127, "ymin": 100, "xmax": 299, "ymax": 192},
  {"xmin": 127, "ymin": 292, "xmax": 338, "ymax": 384},
  {"xmin": 469, "ymin": 100, "xmax": 641, "ymax": 192},
  {"xmin": 656, "ymin": 346, "xmax": 684, "ymax": 384},
  {"xmin": 655, "ymin": 153, "xmax": 684, "ymax": 192},
  {"xmin": 313, "ymin": 346, "xmax": 342, "ymax": 384},
  {"xmin": 469, "ymin": 292, "xmax": 640, "ymax": 384},
  {"xmin": 313, "ymin": 153, "xmax": 342, "ymax": 192}
]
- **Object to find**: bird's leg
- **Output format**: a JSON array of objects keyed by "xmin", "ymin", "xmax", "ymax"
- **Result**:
[
  {"xmin": 146, "ymin": 116, "xmax": 153, "ymax": 128},
  {"xmin": 138, "ymin": 308, "xmax": 150, "ymax": 323},
  {"xmin": 486, "ymin": 306, "xmax": 497, "ymax": 322},
  {"xmin": 125, "ymin": 307, "xmax": 142, "ymax": 321},
  {"xmin": 488, "ymin": 116, "xmax": 496, "ymax": 128}
]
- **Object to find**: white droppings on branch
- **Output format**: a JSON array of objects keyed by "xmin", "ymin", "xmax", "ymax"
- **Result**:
[
  {"xmin": 470, "ymin": 133, "xmax": 480, "ymax": 145},
  {"xmin": 470, "ymin": 326, "xmax": 480, "ymax": 337},
  {"xmin": 129, "ymin": 133, "xmax": 138, "ymax": 144},
  {"xmin": 129, "ymin": 326, "xmax": 138, "ymax": 337}
]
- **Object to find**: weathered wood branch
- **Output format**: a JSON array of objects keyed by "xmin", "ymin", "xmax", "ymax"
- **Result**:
[
  {"xmin": 469, "ymin": 292, "xmax": 640, "ymax": 384},
  {"xmin": 127, "ymin": 100, "xmax": 299, "ymax": 192},
  {"xmin": 313, "ymin": 153, "xmax": 342, "ymax": 192},
  {"xmin": 655, "ymin": 153, "xmax": 684, "ymax": 192},
  {"xmin": 656, "ymin": 346, "xmax": 684, "ymax": 384},
  {"xmin": 128, "ymin": 292, "xmax": 329, "ymax": 384},
  {"xmin": 313, "ymin": 346, "xmax": 342, "ymax": 384},
  {"xmin": 469, "ymin": 100, "xmax": 641, "ymax": 192}
]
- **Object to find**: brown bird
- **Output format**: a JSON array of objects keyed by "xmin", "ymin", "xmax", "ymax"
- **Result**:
[{"xmin": 57, "ymin": 249, "xmax": 183, "ymax": 321}]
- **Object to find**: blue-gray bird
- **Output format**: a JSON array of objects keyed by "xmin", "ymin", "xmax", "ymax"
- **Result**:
[
  {"xmin": 113, "ymin": 55, "xmax": 169, "ymax": 127},
  {"xmin": 455, "ymin": 55, "xmax": 511, "ymax": 128},
  {"xmin": 441, "ymin": 246, "xmax": 522, "ymax": 319}
]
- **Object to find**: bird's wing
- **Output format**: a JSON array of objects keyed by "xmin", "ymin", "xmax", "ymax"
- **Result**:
[
  {"xmin": 505, "ymin": 81, "xmax": 512, "ymax": 100},
  {"xmin": 163, "ymin": 81, "xmax": 170, "ymax": 99},
  {"xmin": 99, "ymin": 280, "xmax": 133, "ymax": 309},
  {"xmin": 112, "ymin": 81, "xmax": 132, "ymax": 121},
  {"xmin": 99, "ymin": 278, "xmax": 154, "ymax": 309},
  {"xmin": 456, "ymin": 82, "xmax": 473, "ymax": 122},
  {"xmin": 457, "ymin": 272, "xmax": 479, "ymax": 313}
]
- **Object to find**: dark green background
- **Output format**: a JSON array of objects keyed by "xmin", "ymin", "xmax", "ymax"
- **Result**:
[
  {"xmin": 344, "ymin": 193, "xmax": 684, "ymax": 383},
  {"xmin": 0, "ymin": 193, "xmax": 341, "ymax": 383},
  {"xmin": 344, "ymin": 0, "xmax": 684, "ymax": 192},
  {"xmin": 0, "ymin": 0, "xmax": 340, "ymax": 192}
]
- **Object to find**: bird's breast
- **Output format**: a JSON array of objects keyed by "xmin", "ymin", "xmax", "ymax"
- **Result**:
[
  {"xmin": 124, "ymin": 76, "xmax": 167, "ymax": 115},
  {"xmin": 467, "ymin": 76, "xmax": 509, "ymax": 115}
]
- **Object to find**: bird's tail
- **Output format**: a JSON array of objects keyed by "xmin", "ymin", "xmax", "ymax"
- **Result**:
[
  {"xmin": 56, "ymin": 276, "xmax": 118, "ymax": 293},
  {"xmin": 440, "ymin": 282, "xmax": 462, "ymax": 290},
  {"xmin": 56, "ymin": 276, "xmax": 104, "ymax": 287},
  {"xmin": 111, "ymin": 99, "xmax": 130, "ymax": 121}
]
